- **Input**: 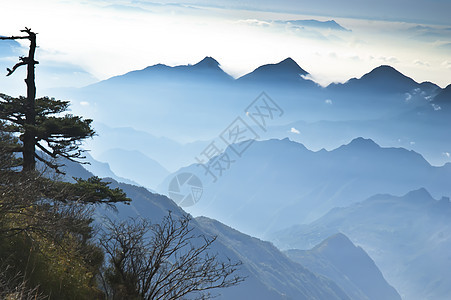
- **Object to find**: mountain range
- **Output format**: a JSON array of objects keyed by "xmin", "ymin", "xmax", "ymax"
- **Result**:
[
  {"xmin": 46, "ymin": 55, "xmax": 451, "ymax": 299},
  {"xmin": 54, "ymin": 55, "xmax": 451, "ymax": 169},
  {"xmin": 160, "ymin": 137, "xmax": 451, "ymax": 238},
  {"xmin": 285, "ymin": 233, "xmax": 400, "ymax": 300},
  {"xmin": 327, "ymin": 65, "xmax": 439, "ymax": 94},
  {"xmin": 59, "ymin": 158, "xmax": 398, "ymax": 299},
  {"xmin": 83, "ymin": 122, "xmax": 210, "ymax": 173},
  {"xmin": 270, "ymin": 189, "xmax": 451, "ymax": 300},
  {"xmin": 93, "ymin": 56, "xmax": 233, "ymax": 87}
]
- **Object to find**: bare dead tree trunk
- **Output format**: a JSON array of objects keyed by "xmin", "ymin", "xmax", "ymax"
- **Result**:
[
  {"xmin": 22, "ymin": 29, "xmax": 38, "ymax": 172},
  {"xmin": 0, "ymin": 28, "xmax": 39, "ymax": 172}
]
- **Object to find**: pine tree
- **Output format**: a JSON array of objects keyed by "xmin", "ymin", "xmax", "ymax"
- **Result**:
[
  {"xmin": 0, "ymin": 30, "xmax": 130, "ymax": 299},
  {"xmin": 0, "ymin": 28, "xmax": 94, "ymax": 173}
]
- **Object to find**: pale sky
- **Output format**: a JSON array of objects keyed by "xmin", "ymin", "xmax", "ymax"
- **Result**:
[{"xmin": 0, "ymin": 0, "xmax": 450, "ymax": 94}]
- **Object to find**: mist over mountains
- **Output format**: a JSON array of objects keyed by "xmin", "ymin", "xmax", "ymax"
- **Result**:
[
  {"xmin": 285, "ymin": 233, "xmax": 400, "ymax": 300},
  {"xmin": 2, "ymin": 0, "xmax": 451, "ymax": 296},
  {"xmin": 48, "ymin": 55, "xmax": 451, "ymax": 299},
  {"xmin": 161, "ymin": 137, "xmax": 451, "ymax": 237},
  {"xmin": 57, "ymin": 56, "xmax": 451, "ymax": 169},
  {"xmin": 59, "ymin": 160, "xmax": 369, "ymax": 299},
  {"xmin": 271, "ymin": 189, "xmax": 451, "ymax": 300}
]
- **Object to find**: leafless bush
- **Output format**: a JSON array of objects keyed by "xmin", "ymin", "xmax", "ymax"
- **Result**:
[{"xmin": 99, "ymin": 212, "xmax": 245, "ymax": 299}]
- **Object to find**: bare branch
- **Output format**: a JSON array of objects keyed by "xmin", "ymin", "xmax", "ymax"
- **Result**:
[
  {"xmin": 6, "ymin": 60, "xmax": 27, "ymax": 76},
  {"xmin": 99, "ymin": 213, "xmax": 244, "ymax": 299},
  {"xmin": 0, "ymin": 36, "xmax": 29, "ymax": 40}
]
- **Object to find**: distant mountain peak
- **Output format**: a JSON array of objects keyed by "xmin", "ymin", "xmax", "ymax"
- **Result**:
[
  {"xmin": 403, "ymin": 188, "xmax": 434, "ymax": 201},
  {"xmin": 369, "ymin": 65, "xmax": 399, "ymax": 74},
  {"xmin": 346, "ymin": 137, "xmax": 380, "ymax": 149},
  {"xmin": 238, "ymin": 57, "xmax": 309, "ymax": 83},
  {"xmin": 329, "ymin": 64, "xmax": 419, "ymax": 93},
  {"xmin": 151, "ymin": 63, "xmax": 168, "ymax": 68},
  {"xmin": 282, "ymin": 19, "xmax": 350, "ymax": 31},
  {"xmin": 193, "ymin": 56, "xmax": 220, "ymax": 69},
  {"xmin": 272, "ymin": 57, "xmax": 308, "ymax": 75},
  {"xmin": 314, "ymin": 233, "xmax": 353, "ymax": 252},
  {"xmin": 279, "ymin": 57, "xmax": 303, "ymax": 68},
  {"xmin": 361, "ymin": 65, "xmax": 416, "ymax": 84},
  {"xmin": 296, "ymin": 232, "xmax": 402, "ymax": 300},
  {"xmin": 248, "ymin": 57, "xmax": 308, "ymax": 75}
]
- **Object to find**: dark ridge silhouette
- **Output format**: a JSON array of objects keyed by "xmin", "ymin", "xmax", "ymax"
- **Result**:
[
  {"xmin": 339, "ymin": 137, "xmax": 380, "ymax": 150},
  {"xmin": 192, "ymin": 56, "xmax": 221, "ymax": 69},
  {"xmin": 286, "ymin": 233, "xmax": 401, "ymax": 300},
  {"xmin": 433, "ymin": 84, "xmax": 451, "ymax": 105},
  {"xmin": 328, "ymin": 65, "xmax": 420, "ymax": 94},
  {"xmin": 418, "ymin": 81, "xmax": 441, "ymax": 94},
  {"xmin": 360, "ymin": 65, "xmax": 412, "ymax": 81},
  {"xmin": 91, "ymin": 56, "xmax": 233, "ymax": 87},
  {"xmin": 237, "ymin": 57, "xmax": 313, "ymax": 85}
]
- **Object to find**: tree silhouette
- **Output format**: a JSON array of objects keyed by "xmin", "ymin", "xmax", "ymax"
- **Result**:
[
  {"xmin": 0, "ymin": 28, "xmax": 94, "ymax": 173},
  {"xmin": 99, "ymin": 213, "xmax": 245, "ymax": 299},
  {"xmin": 0, "ymin": 29, "xmax": 132, "ymax": 299}
]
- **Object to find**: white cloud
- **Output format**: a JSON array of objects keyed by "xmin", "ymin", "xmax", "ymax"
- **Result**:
[
  {"xmin": 1, "ymin": 0, "xmax": 451, "ymax": 90},
  {"xmin": 347, "ymin": 55, "xmax": 361, "ymax": 61},
  {"xmin": 235, "ymin": 19, "xmax": 271, "ymax": 27},
  {"xmin": 443, "ymin": 152, "xmax": 450, "ymax": 158},
  {"xmin": 432, "ymin": 104, "xmax": 442, "ymax": 111},
  {"xmin": 80, "ymin": 101, "xmax": 90, "ymax": 106},
  {"xmin": 414, "ymin": 59, "xmax": 430, "ymax": 67},
  {"xmin": 328, "ymin": 52, "xmax": 337, "ymax": 58},
  {"xmin": 442, "ymin": 61, "xmax": 451, "ymax": 69},
  {"xmin": 325, "ymin": 99, "xmax": 333, "ymax": 104},
  {"xmin": 410, "ymin": 141, "xmax": 416, "ymax": 145},
  {"xmin": 404, "ymin": 93, "xmax": 412, "ymax": 102},
  {"xmin": 290, "ymin": 127, "xmax": 300, "ymax": 134},
  {"xmin": 379, "ymin": 56, "xmax": 399, "ymax": 64},
  {"xmin": 300, "ymin": 74, "xmax": 316, "ymax": 81}
]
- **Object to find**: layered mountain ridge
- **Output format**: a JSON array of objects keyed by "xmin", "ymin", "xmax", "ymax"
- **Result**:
[
  {"xmin": 285, "ymin": 233, "xmax": 401, "ymax": 300},
  {"xmin": 271, "ymin": 188, "xmax": 451, "ymax": 300},
  {"xmin": 162, "ymin": 137, "xmax": 451, "ymax": 238},
  {"xmin": 59, "ymin": 158, "xmax": 391, "ymax": 300},
  {"xmin": 88, "ymin": 56, "xmax": 438, "ymax": 90}
]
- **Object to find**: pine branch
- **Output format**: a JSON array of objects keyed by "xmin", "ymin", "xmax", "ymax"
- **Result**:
[{"xmin": 34, "ymin": 152, "xmax": 64, "ymax": 174}]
